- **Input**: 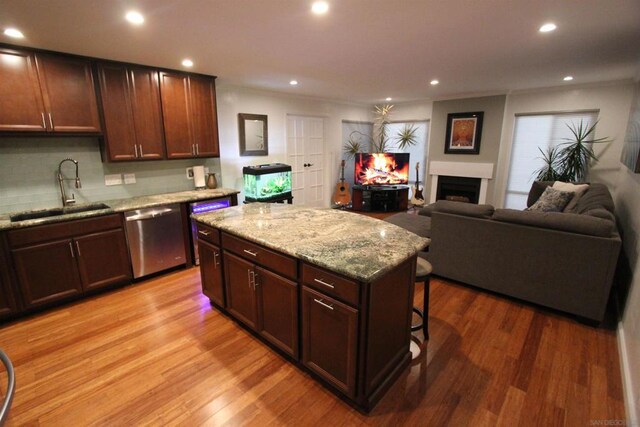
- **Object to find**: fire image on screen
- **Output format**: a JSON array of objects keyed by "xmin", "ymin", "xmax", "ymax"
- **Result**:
[{"xmin": 354, "ymin": 153, "xmax": 410, "ymax": 185}]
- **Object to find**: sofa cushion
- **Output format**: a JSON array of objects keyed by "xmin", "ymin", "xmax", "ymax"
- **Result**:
[
  {"xmin": 526, "ymin": 187, "xmax": 574, "ymax": 212},
  {"xmin": 418, "ymin": 200, "xmax": 494, "ymax": 218},
  {"xmin": 552, "ymin": 181, "xmax": 590, "ymax": 212},
  {"xmin": 574, "ymin": 184, "xmax": 615, "ymax": 214},
  {"xmin": 493, "ymin": 209, "xmax": 615, "ymax": 237},
  {"xmin": 582, "ymin": 208, "xmax": 616, "ymax": 223},
  {"xmin": 527, "ymin": 181, "xmax": 554, "ymax": 207},
  {"xmin": 383, "ymin": 212, "xmax": 432, "ymax": 238}
]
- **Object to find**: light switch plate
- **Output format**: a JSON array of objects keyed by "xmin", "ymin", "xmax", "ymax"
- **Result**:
[
  {"xmin": 186, "ymin": 167, "xmax": 194, "ymax": 179},
  {"xmin": 124, "ymin": 173, "xmax": 136, "ymax": 184},
  {"xmin": 105, "ymin": 174, "xmax": 123, "ymax": 186}
]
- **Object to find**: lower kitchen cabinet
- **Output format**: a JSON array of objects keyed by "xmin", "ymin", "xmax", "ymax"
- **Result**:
[
  {"xmin": 222, "ymin": 251, "xmax": 298, "ymax": 358},
  {"xmin": 198, "ymin": 240, "xmax": 224, "ymax": 307},
  {"xmin": 7, "ymin": 214, "xmax": 132, "ymax": 310},
  {"xmin": 0, "ymin": 235, "xmax": 20, "ymax": 319},
  {"xmin": 301, "ymin": 285, "xmax": 358, "ymax": 398}
]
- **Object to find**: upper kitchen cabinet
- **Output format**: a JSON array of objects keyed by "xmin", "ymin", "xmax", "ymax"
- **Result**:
[
  {"xmin": 97, "ymin": 63, "xmax": 165, "ymax": 161},
  {"xmin": 159, "ymin": 71, "xmax": 219, "ymax": 158},
  {"xmin": 0, "ymin": 47, "xmax": 101, "ymax": 134}
]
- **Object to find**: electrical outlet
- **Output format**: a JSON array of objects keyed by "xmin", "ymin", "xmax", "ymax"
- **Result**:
[
  {"xmin": 186, "ymin": 167, "xmax": 194, "ymax": 179},
  {"xmin": 105, "ymin": 174, "xmax": 123, "ymax": 186},
  {"xmin": 124, "ymin": 173, "xmax": 136, "ymax": 184}
]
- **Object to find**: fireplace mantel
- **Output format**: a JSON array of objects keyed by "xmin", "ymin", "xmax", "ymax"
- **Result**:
[{"xmin": 428, "ymin": 161, "xmax": 494, "ymax": 204}]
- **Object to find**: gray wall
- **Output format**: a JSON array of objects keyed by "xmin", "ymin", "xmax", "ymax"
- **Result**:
[
  {"xmin": 0, "ymin": 137, "xmax": 221, "ymax": 214},
  {"xmin": 428, "ymin": 95, "xmax": 506, "ymax": 203}
]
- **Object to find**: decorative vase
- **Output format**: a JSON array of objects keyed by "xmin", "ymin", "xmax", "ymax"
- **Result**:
[{"xmin": 206, "ymin": 173, "xmax": 218, "ymax": 189}]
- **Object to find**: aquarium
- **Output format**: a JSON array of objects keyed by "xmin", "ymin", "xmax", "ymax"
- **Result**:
[{"xmin": 243, "ymin": 163, "xmax": 292, "ymax": 202}]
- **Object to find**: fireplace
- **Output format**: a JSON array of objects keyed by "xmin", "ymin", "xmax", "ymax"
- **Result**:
[
  {"xmin": 436, "ymin": 176, "xmax": 481, "ymax": 204},
  {"xmin": 428, "ymin": 161, "xmax": 494, "ymax": 204}
]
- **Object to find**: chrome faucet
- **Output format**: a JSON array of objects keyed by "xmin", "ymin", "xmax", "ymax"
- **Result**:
[{"xmin": 57, "ymin": 158, "xmax": 81, "ymax": 207}]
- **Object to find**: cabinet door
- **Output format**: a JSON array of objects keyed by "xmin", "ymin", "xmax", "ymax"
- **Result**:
[
  {"xmin": 36, "ymin": 54, "xmax": 101, "ymax": 133},
  {"xmin": 159, "ymin": 71, "xmax": 194, "ymax": 158},
  {"xmin": 255, "ymin": 266, "xmax": 298, "ymax": 358},
  {"xmin": 199, "ymin": 240, "xmax": 224, "ymax": 307},
  {"xmin": 97, "ymin": 63, "xmax": 137, "ymax": 160},
  {"xmin": 0, "ymin": 48, "xmax": 47, "ymax": 132},
  {"xmin": 301, "ymin": 286, "xmax": 358, "ymax": 398},
  {"xmin": 0, "ymin": 239, "xmax": 20, "ymax": 319},
  {"xmin": 74, "ymin": 229, "xmax": 131, "ymax": 291},
  {"xmin": 130, "ymin": 67, "xmax": 165, "ymax": 159},
  {"xmin": 189, "ymin": 75, "xmax": 219, "ymax": 157},
  {"xmin": 223, "ymin": 252, "xmax": 258, "ymax": 330},
  {"xmin": 12, "ymin": 239, "xmax": 83, "ymax": 308}
]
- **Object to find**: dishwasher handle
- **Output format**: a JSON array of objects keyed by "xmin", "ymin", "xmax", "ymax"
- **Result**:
[{"xmin": 125, "ymin": 208, "xmax": 176, "ymax": 221}]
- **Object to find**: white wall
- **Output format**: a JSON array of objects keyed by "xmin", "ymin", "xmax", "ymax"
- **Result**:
[
  {"xmin": 495, "ymin": 81, "xmax": 635, "ymax": 208},
  {"xmin": 215, "ymin": 84, "xmax": 370, "ymax": 205}
]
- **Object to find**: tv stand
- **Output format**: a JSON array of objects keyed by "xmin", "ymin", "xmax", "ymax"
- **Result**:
[{"xmin": 351, "ymin": 185, "xmax": 409, "ymax": 212}]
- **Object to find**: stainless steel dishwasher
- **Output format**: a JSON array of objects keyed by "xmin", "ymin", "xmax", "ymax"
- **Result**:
[{"xmin": 124, "ymin": 204, "xmax": 186, "ymax": 279}]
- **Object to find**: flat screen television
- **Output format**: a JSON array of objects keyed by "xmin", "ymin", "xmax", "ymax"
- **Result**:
[{"xmin": 354, "ymin": 153, "xmax": 410, "ymax": 186}]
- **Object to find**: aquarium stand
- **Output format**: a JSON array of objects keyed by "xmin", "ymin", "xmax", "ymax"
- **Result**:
[
  {"xmin": 244, "ymin": 195, "xmax": 293, "ymax": 204},
  {"xmin": 351, "ymin": 185, "xmax": 409, "ymax": 212}
]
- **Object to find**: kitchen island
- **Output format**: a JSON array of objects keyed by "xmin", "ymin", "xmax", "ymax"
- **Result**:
[{"xmin": 194, "ymin": 203, "xmax": 429, "ymax": 411}]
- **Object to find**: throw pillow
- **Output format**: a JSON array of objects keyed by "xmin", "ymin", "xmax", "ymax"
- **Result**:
[
  {"xmin": 526, "ymin": 187, "xmax": 574, "ymax": 212},
  {"xmin": 552, "ymin": 181, "xmax": 590, "ymax": 212}
]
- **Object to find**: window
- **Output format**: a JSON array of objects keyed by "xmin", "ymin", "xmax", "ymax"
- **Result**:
[{"xmin": 504, "ymin": 111, "xmax": 598, "ymax": 209}]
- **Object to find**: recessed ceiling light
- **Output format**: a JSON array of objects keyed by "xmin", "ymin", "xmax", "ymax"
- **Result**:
[
  {"xmin": 563, "ymin": 76, "xmax": 574, "ymax": 81},
  {"xmin": 125, "ymin": 11, "xmax": 145, "ymax": 25},
  {"xmin": 3, "ymin": 28, "xmax": 24, "ymax": 38},
  {"xmin": 182, "ymin": 59, "xmax": 194, "ymax": 67},
  {"xmin": 290, "ymin": 80, "xmax": 298, "ymax": 86},
  {"xmin": 385, "ymin": 97, "xmax": 392, "ymax": 101},
  {"xmin": 311, "ymin": 1, "xmax": 329, "ymax": 15},
  {"xmin": 430, "ymin": 79, "xmax": 439, "ymax": 86},
  {"xmin": 539, "ymin": 23, "xmax": 557, "ymax": 33}
]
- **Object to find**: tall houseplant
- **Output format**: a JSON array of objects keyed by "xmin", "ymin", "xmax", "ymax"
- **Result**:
[
  {"xmin": 534, "ymin": 120, "xmax": 611, "ymax": 182},
  {"xmin": 343, "ymin": 104, "xmax": 418, "ymax": 158}
]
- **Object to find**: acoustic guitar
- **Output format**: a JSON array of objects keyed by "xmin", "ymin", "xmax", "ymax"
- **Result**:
[
  {"xmin": 410, "ymin": 161, "xmax": 425, "ymax": 206},
  {"xmin": 333, "ymin": 160, "xmax": 351, "ymax": 206}
]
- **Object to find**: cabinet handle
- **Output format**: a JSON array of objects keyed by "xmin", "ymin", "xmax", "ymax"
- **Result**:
[
  {"xmin": 75, "ymin": 241, "xmax": 81, "ymax": 257},
  {"xmin": 243, "ymin": 249, "xmax": 258, "ymax": 257},
  {"xmin": 191, "ymin": 144, "xmax": 195, "ymax": 155},
  {"xmin": 134, "ymin": 144, "xmax": 139, "ymax": 158},
  {"xmin": 196, "ymin": 144, "xmax": 200, "ymax": 155},
  {"xmin": 314, "ymin": 298, "xmax": 334, "ymax": 310},
  {"xmin": 139, "ymin": 144, "xmax": 144, "ymax": 157},
  {"xmin": 254, "ymin": 273, "xmax": 259, "ymax": 288},
  {"xmin": 41, "ymin": 112, "xmax": 46, "ymax": 129},
  {"xmin": 213, "ymin": 252, "xmax": 220, "ymax": 269},
  {"xmin": 313, "ymin": 278, "xmax": 335, "ymax": 289},
  {"xmin": 198, "ymin": 230, "xmax": 211, "ymax": 236},
  {"xmin": 68, "ymin": 242, "xmax": 75, "ymax": 258},
  {"xmin": 48, "ymin": 113, "xmax": 54, "ymax": 130},
  {"xmin": 247, "ymin": 269, "xmax": 252, "ymax": 288}
]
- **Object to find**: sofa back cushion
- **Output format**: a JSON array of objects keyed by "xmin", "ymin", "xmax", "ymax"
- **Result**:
[
  {"xmin": 527, "ymin": 181, "xmax": 555, "ymax": 207},
  {"xmin": 419, "ymin": 200, "xmax": 494, "ymax": 218},
  {"xmin": 493, "ymin": 208, "xmax": 615, "ymax": 237},
  {"xmin": 574, "ymin": 183, "xmax": 615, "ymax": 214}
]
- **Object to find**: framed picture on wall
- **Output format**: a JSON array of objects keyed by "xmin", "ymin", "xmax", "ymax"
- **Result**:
[{"xmin": 444, "ymin": 111, "xmax": 484, "ymax": 154}]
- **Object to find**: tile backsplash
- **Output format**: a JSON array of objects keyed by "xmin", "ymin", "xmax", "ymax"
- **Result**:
[{"xmin": 0, "ymin": 137, "xmax": 222, "ymax": 214}]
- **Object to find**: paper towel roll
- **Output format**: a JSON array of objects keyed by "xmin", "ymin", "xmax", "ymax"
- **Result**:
[{"xmin": 193, "ymin": 166, "xmax": 206, "ymax": 188}]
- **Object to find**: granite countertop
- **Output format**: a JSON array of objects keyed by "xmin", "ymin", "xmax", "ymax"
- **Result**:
[
  {"xmin": 0, "ymin": 188, "xmax": 240, "ymax": 231},
  {"xmin": 193, "ymin": 203, "xmax": 430, "ymax": 283}
]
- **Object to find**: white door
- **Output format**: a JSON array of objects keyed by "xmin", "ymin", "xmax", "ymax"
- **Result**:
[{"xmin": 286, "ymin": 115, "xmax": 325, "ymax": 207}]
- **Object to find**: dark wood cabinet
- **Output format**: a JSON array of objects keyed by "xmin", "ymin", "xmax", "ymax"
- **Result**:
[
  {"xmin": 224, "ymin": 251, "xmax": 258, "ymax": 329},
  {"xmin": 97, "ymin": 63, "xmax": 165, "ymax": 161},
  {"xmin": 0, "ymin": 48, "xmax": 47, "ymax": 132},
  {"xmin": 8, "ymin": 215, "xmax": 131, "ymax": 310},
  {"xmin": 301, "ymin": 285, "xmax": 358, "ymax": 398},
  {"xmin": 0, "ymin": 48, "xmax": 101, "ymax": 134},
  {"xmin": 12, "ymin": 239, "xmax": 84, "ymax": 308},
  {"xmin": 74, "ymin": 229, "xmax": 131, "ymax": 291},
  {"xmin": 199, "ymin": 240, "xmax": 224, "ymax": 307},
  {"xmin": 0, "ymin": 235, "xmax": 20, "ymax": 319},
  {"xmin": 159, "ymin": 71, "xmax": 219, "ymax": 158}
]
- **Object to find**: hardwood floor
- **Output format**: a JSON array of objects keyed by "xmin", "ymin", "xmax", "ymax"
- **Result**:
[{"xmin": 0, "ymin": 267, "xmax": 626, "ymax": 425}]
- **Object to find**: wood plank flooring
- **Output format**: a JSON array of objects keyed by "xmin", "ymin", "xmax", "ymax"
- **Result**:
[{"xmin": 0, "ymin": 267, "xmax": 626, "ymax": 426}]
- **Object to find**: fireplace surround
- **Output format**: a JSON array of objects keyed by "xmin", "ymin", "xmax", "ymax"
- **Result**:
[{"xmin": 428, "ymin": 161, "xmax": 494, "ymax": 204}]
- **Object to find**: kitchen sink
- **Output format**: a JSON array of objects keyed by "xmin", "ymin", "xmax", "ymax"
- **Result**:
[{"xmin": 10, "ymin": 203, "xmax": 111, "ymax": 222}]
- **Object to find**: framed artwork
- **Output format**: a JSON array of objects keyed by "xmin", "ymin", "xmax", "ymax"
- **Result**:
[
  {"xmin": 444, "ymin": 111, "xmax": 484, "ymax": 154},
  {"xmin": 239, "ymin": 113, "xmax": 268, "ymax": 156}
]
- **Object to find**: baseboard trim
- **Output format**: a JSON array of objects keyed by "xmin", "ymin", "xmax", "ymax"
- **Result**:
[{"xmin": 617, "ymin": 320, "xmax": 639, "ymax": 426}]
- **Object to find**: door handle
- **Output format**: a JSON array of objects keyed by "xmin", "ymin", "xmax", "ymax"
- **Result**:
[
  {"xmin": 134, "ymin": 144, "xmax": 139, "ymax": 158},
  {"xmin": 314, "ymin": 298, "xmax": 334, "ymax": 310},
  {"xmin": 75, "ymin": 241, "xmax": 81, "ymax": 257},
  {"xmin": 213, "ymin": 252, "xmax": 220, "ymax": 269},
  {"xmin": 41, "ymin": 112, "xmax": 46, "ymax": 129},
  {"xmin": 139, "ymin": 144, "xmax": 144, "ymax": 157},
  {"xmin": 196, "ymin": 144, "xmax": 199, "ymax": 156},
  {"xmin": 68, "ymin": 242, "xmax": 75, "ymax": 258},
  {"xmin": 48, "ymin": 113, "xmax": 54, "ymax": 130}
]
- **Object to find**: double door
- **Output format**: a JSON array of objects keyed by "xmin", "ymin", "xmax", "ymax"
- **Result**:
[
  {"xmin": 224, "ymin": 252, "xmax": 298, "ymax": 358},
  {"xmin": 286, "ymin": 115, "xmax": 326, "ymax": 207},
  {"xmin": 11, "ymin": 228, "xmax": 130, "ymax": 308},
  {"xmin": 0, "ymin": 48, "xmax": 101, "ymax": 133}
]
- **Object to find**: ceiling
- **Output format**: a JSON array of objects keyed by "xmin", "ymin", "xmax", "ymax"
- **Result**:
[{"xmin": 1, "ymin": 0, "xmax": 639, "ymax": 104}]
